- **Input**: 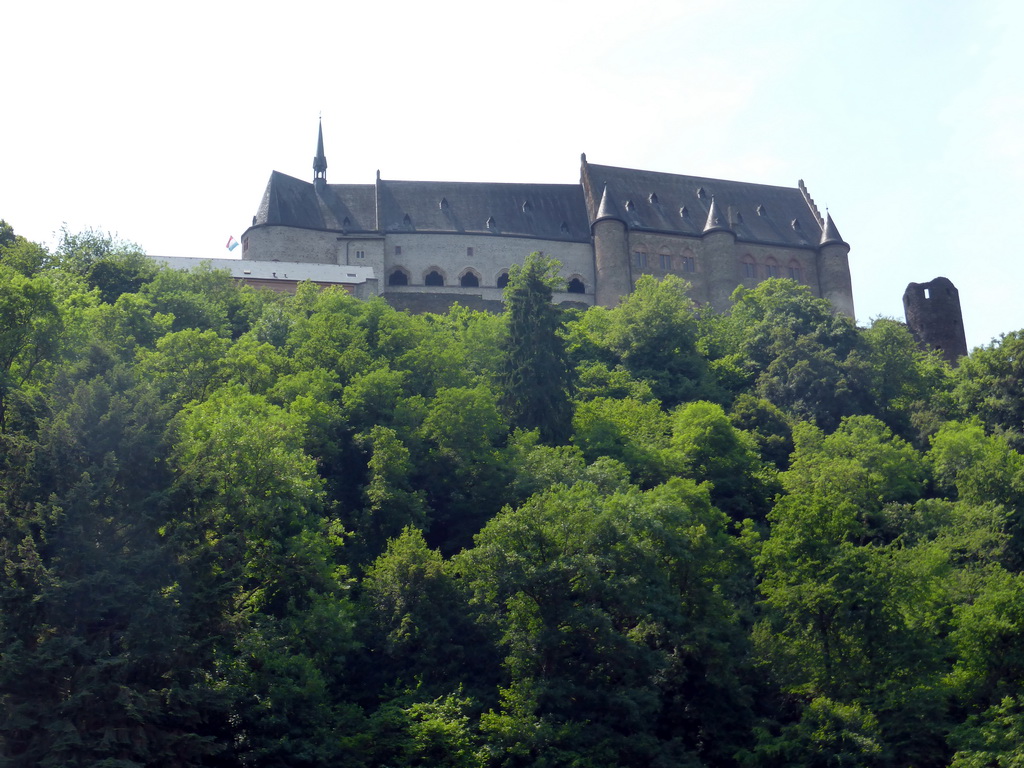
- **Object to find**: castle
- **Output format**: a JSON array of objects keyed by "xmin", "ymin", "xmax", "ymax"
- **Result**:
[{"xmin": 239, "ymin": 123, "xmax": 855, "ymax": 317}]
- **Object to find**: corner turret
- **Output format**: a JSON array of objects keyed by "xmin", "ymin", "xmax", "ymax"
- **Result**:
[
  {"xmin": 815, "ymin": 209, "xmax": 854, "ymax": 318},
  {"xmin": 700, "ymin": 196, "xmax": 739, "ymax": 312},
  {"xmin": 591, "ymin": 183, "xmax": 631, "ymax": 307}
]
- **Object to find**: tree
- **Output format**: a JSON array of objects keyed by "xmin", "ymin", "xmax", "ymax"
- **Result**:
[
  {"xmin": 953, "ymin": 330, "xmax": 1024, "ymax": 451},
  {"xmin": 457, "ymin": 477, "xmax": 752, "ymax": 765},
  {"xmin": 498, "ymin": 252, "xmax": 574, "ymax": 444}
]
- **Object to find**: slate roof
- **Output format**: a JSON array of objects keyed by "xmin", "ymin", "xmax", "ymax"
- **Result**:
[
  {"xmin": 255, "ymin": 172, "xmax": 376, "ymax": 232},
  {"xmin": 376, "ymin": 180, "xmax": 589, "ymax": 242},
  {"xmin": 253, "ymin": 159, "xmax": 835, "ymax": 251},
  {"xmin": 581, "ymin": 162, "xmax": 826, "ymax": 249}
]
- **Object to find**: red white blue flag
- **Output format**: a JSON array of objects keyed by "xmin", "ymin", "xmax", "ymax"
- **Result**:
[{"xmin": 226, "ymin": 236, "xmax": 239, "ymax": 252}]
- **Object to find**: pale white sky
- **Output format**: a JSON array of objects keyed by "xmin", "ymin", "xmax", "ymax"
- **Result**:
[{"xmin": 2, "ymin": 0, "xmax": 1022, "ymax": 348}]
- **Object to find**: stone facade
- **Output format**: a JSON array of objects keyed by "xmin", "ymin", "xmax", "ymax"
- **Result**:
[{"xmin": 240, "ymin": 125, "xmax": 855, "ymax": 317}]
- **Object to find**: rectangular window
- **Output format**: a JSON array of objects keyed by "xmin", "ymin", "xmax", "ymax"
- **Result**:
[
  {"xmin": 355, "ymin": 250, "xmax": 365, "ymax": 259},
  {"xmin": 394, "ymin": 245, "xmax": 402, "ymax": 256},
  {"xmin": 467, "ymin": 247, "xmax": 474, "ymax": 257},
  {"xmin": 682, "ymin": 256, "xmax": 695, "ymax": 273},
  {"xmin": 788, "ymin": 266, "xmax": 801, "ymax": 281},
  {"xmin": 743, "ymin": 262, "xmax": 756, "ymax": 279},
  {"xmin": 659, "ymin": 253, "xmax": 669, "ymax": 270},
  {"xmin": 634, "ymin": 251, "xmax": 647, "ymax": 269}
]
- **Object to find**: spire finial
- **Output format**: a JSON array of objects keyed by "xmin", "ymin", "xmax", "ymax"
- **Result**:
[{"xmin": 313, "ymin": 119, "xmax": 327, "ymax": 185}]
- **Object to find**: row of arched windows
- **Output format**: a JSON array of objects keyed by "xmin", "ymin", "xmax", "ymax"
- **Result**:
[
  {"xmin": 741, "ymin": 255, "xmax": 804, "ymax": 282},
  {"xmin": 387, "ymin": 267, "xmax": 587, "ymax": 293},
  {"xmin": 631, "ymin": 246, "xmax": 698, "ymax": 274}
]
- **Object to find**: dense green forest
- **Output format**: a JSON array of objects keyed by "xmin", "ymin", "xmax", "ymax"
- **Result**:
[{"xmin": 3, "ymin": 219, "xmax": 1024, "ymax": 767}]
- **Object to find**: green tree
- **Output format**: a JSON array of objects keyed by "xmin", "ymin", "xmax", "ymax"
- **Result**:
[
  {"xmin": 498, "ymin": 252, "xmax": 573, "ymax": 444},
  {"xmin": 954, "ymin": 330, "xmax": 1024, "ymax": 451},
  {"xmin": 458, "ymin": 477, "xmax": 752, "ymax": 766}
]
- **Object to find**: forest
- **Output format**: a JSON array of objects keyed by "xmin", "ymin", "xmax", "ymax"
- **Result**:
[{"xmin": 2, "ymin": 219, "xmax": 1024, "ymax": 767}]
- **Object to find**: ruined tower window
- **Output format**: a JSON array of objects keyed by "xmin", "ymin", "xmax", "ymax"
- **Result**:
[
  {"xmin": 425, "ymin": 270, "xmax": 444, "ymax": 286},
  {"xmin": 924, "ymin": 288, "xmax": 931, "ymax": 299},
  {"xmin": 388, "ymin": 269, "xmax": 409, "ymax": 286},
  {"xmin": 394, "ymin": 245, "xmax": 402, "ymax": 256},
  {"xmin": 460, "ymin": 271, "xmax": 480, "ymax": 287},
  {"xmin": 496, "ymin": 271, "xmax": 510, "ymax": 288},
  {"xmin": 567, "ymin": 277, "xmax": 585, "ymax": 294}
]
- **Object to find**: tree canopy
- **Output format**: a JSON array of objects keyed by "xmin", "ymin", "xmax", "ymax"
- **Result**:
[{"xmin": 0, "ymin": 222, "xmax": 1021, "ymax": 767}]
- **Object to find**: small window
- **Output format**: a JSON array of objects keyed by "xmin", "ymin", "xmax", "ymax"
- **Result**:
[
  {"xmin": 497, "ymin": 272, "xmax": 510, "ymax": 288},
  {"xmin": 659, "ymin": 253, "xmax": 669, "ymax": 270},
  {"xmin": 787, "ymin": 261, "xmax": 803, "ymax": 282},
  {"xmin": 634, "ymin": 251, "xmax": 647, "ymax": 269},
  {"xmin": 460, "ymin": 272, "xmax": 480, "ymax": 287},
  {"xmin": 394, "ymin": 245, "xmax": 402, "ymax": 256},
  {"xmin": 467, "ymin": 247, "xmax": 474, "ymax": 257},
  {"xmin": 681, "ymin": 255, "xmax": 696, "ymax": 273},
  {"xmin": 425, "ymin": 270, "xmax": 444, "ymax": 286},
  {"xmin": 567, "ymin": 277, "xmax": 585, "ymax": 294},
  {"xmin": 355, "ymin": 250, "xmax": 365, "ymax": 259},
  {"xmin": 388, "ymin": 269, "xmax": 408, "ymax": 286},
  {"xmin": 742, "ymin": 256, "xmax": 757, "ymax": 279},
  {"xmin": 765, "ymin": 259, "xmax": 780, "ymax": 278}
]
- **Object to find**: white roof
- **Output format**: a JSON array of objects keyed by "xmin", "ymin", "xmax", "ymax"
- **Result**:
[{"xmin": 148, "ymin": 256, "xmax": 375, "ymax": 284}]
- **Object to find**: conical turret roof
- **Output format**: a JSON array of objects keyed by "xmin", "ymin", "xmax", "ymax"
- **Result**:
[
  {"xmin": 703, "ymin": 197, "xmax": 731, "ymax": 234},
  {"xmin": 819, "ymin": 212, "xmax": 845, "ymax": 246},
  {"xmin": 593, "ymin": 183, "xmax": 624, "ymax": 224}
]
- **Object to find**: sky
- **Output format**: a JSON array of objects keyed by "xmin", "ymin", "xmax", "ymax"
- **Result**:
[{"xmin": 2, "ymin": 0, "xmax": 1022, "ymax": 349}]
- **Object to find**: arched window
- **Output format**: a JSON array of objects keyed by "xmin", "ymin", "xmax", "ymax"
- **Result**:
[
  {"xmin": 567, "ymin": 277, "xmax": 585, "ymax": 294},
  {"xmin": 424, "ymin": 270, "xmax": 444, "ymax": 286},
  {"xmin": 659, "ymin": 249, "xmax": 671, "ymax": 270},
  {"xmin": 742, "ymin": 255, "xmax": 757, "ymax": 279},
  {"xmin": 496, "ymin": 271, "xmax": 510, "ymax": 288},
  {"xmin": 787, "ymin": 260, "xmax": 803, "ymax": 283},
  {"xmin": 677, "ymin": 248, "xmax": 697, "ymax": 273},
  {"xmin": 765, "ymin": 258, "xmax": 781, "ymax": 278},
  {"xmin": 633, "ymin": 249, "xmax": 648, "ymax": 269},
  {"xmin": 388, "ymin": 269, "xmax": 409, "ymax": 286},
  {"xmin": 460, "ymin": 270, "xmax": 480, "ymax": 287}
]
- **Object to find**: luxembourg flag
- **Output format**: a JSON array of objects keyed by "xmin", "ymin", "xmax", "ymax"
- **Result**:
[{"xmin": 226, "ymin": 235, "xmax": 240, "ymax": 252}]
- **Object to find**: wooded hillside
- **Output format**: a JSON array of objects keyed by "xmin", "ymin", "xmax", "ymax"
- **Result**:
[{"xmin": 2, "ymin": 222, "xmax": 1023, "ymax": 767}]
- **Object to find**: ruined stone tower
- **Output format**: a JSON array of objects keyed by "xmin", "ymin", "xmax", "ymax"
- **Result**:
[{"xmin": 903, "ymin": 276, "xmax": 968, "ymax": 365}]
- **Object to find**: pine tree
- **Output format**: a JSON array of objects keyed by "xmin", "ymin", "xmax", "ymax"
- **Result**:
[{"xmin": 498, "ymin": 253, "xmax": 574, "ymax": 444}]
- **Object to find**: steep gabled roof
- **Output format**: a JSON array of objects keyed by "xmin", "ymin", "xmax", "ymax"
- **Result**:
[
  {"xmin": 581, "ymin": 162, "xmax": 826, "ymax": 248},
  {"xmin": 255, "ymin": 171, "xmax": 375, "ymax": 232},
  {"xmin": 375, "ymin": 179, "xmax": 590, "ymax": 242}
]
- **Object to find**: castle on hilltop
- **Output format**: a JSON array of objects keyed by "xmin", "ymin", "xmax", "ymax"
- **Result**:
[{"xmin": 239, "ymin": 122, "xmax": 855, "ymax": 316}]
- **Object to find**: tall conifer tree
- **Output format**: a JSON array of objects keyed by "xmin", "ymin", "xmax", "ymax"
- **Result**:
[{"xmin": 498, "ymin": 252, "xmax": 573, "ymax": 444}]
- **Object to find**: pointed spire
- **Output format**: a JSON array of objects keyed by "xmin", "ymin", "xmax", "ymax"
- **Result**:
[
  {"xmin": 703, "ymin": 197, "xmax": 731, "ymax": 234},
  {"xmin": 820, "ymin": 211, "xmax": 845, "ymax": 246},
  {"xmin": 313, "ymin": 119, "xmax": 327, "ymax": 184},
  {"xmin": 594, "ymin": 183, "xmax": 623, "ymax": 224}
]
